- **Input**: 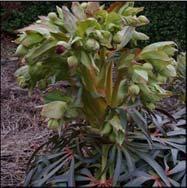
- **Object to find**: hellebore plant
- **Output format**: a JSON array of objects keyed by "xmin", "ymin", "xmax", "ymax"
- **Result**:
[{"xmin": 15, "ymin": 2, "xmax": 186, "ymax": 187}]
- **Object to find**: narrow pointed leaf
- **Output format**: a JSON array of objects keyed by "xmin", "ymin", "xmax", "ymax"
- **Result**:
[{"xmin": 113, "ymin": 148, "xmax": 122, "ymax": 186}]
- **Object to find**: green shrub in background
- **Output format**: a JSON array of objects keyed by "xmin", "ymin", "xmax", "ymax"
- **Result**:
[
  {"xmin": 1, "ymin": 1, "xmax": 186, "ymax": 49},
  {"xmin": 135, "ymin": 1, "xmax": 186, "ymax": 50},
  {"xmin": 1, "ymin": 2, "xmax": 70, "ymax": 33}
]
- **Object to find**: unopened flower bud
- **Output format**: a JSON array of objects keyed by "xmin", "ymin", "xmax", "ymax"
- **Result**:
[
  {"xmin": 132, "ymin": 31, "xmax": 149, "ymax": 40},
  {"xmin": 142, "ymin": 63, "xmax": 153, "ymax": 70},
  {"xmin": 48, "ymin": 12, "xmax": 58, "ymax": 21},
  {"xmin": 55, "ymin": 45, "xmax": 65, "ymax": 54},
  {"xmin": 85, "ymin": 38, "xmax": 100, "ymax": 51},
  {"xmin": 80, "ymin": 2, "xmax": 88, "ymax": 9},
  {"xmin": 138, "ymin": 15, "xmax": 149, "ymax": 24},
  {"xmin": 113, "ymin": 32, "xmax": 123, "ymax": 44},
  {"xmin": 128, "ymin": 84, "xmax": 140, "ymax": 95},
  {"xmin": 67, "ymin": 55, "xmax": 78, "ymax": 67}
]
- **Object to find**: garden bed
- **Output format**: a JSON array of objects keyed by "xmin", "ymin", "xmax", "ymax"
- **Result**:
[
  {"xmin": 1, "ymin": 34, "xmax": 185, "ymax": 186},
  {"xmin": 1, "ymin": 35, "xmax": 51, "ymax": 186}
]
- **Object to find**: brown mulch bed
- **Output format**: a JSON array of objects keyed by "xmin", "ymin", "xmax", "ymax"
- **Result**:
[{"xmin": 1, "ymin": 35, "xmax": 51, "ymax": 187}]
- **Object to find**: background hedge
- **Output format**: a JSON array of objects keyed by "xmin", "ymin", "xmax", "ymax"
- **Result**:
[
  {"xmin": 136, "ymin": 1, "xmax": 186, "ymax": 50},
  {"xmin": 1, "ymin": 1, "xmax": 186, "ymax": 49}
]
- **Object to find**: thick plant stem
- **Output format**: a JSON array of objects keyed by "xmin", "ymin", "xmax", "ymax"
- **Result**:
[{"xmin": 101, "ymin": 145, "xmax": 109, "ymax": 183}]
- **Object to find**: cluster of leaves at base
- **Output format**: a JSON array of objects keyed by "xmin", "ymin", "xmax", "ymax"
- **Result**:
[{"xmin": 24, "ymin": 107, "xmax": 186, "ymax": 187}]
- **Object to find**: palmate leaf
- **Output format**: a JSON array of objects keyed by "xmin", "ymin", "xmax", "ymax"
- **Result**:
[{"xmin": 135, "ymin": 152, "xmax": 170, "ymax": 186}]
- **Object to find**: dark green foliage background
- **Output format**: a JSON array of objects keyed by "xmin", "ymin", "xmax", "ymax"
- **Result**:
[
  {"xmin": 1, "ymin": 1, "xmax": 186, "ymax": 49},
  {"xmin": 136, "ymin": 1, "xmax": 186, "ymax": 50}
]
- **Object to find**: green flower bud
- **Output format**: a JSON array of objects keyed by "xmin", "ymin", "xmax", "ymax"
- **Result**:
[
  {"xmin": 15, "ymin": 44, "xmax": 28, "ymax": 56},
  {"xmin": 138, "ymin": 15, "xmax": 149, "ymax": 24},
  {"xmin": 94, "ymin": 30, "xmax": 104, "ymax": 41},
  {"xmin": 47, "ymin": 119, "xmax": 60, "ymax": 130},
  {"xmin": 132, "ymin": 31, "xmax": 149, "ymax": 41},
  {"xmin": 80, "ymin": 2, "xmax": 88, "ymax": 9},
  {"xmin": 36, "ymin": 20, "xmax": 42, "ymax": 24},
  {"xmin": 113, "ymin": 32, "xmax": 123, "ymax": 44},
  {"xmin": 128, "ymin": 84, "xmax": 140, "ymax": 95},
  {"xmin": 35, "ymin": 62, "xmax": 43, "ymax": 69},
  {"xmin": 125, "ymin": 16, "xmax": 139, "ymax": 25},
  {"xmin": 48, "ymin": 12, "xmax": 58, "ymax": 21},
  {"xmin": 142, "ymin": 63, "xmax": 153, "ymax": 70},
  {"xmin": 67, "ymin": 55, "xmax": 78, "ymax": 67},
  {"xmin": 102, "ymin": 31, "xmax": 111, "ymax": 38},
  {"xmin": 85, "ymin": 38, "xmax": 100, "ymax": 51}
]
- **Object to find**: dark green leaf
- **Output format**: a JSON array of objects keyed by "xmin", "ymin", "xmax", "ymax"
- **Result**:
[
  {"xmin": 128, "ymin": 109, "xmax": 153, "ymax": 148},
  {"xmin": 122, "ymin": 148, "xmax": 135, "ymax": 172},
  {"xmin": 68, "ymin": 157, "xmax": 75, "ymax": 187},
  {"xmin": 113, "ymin": 147, "xmax": 122, "ymax": 186}
]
